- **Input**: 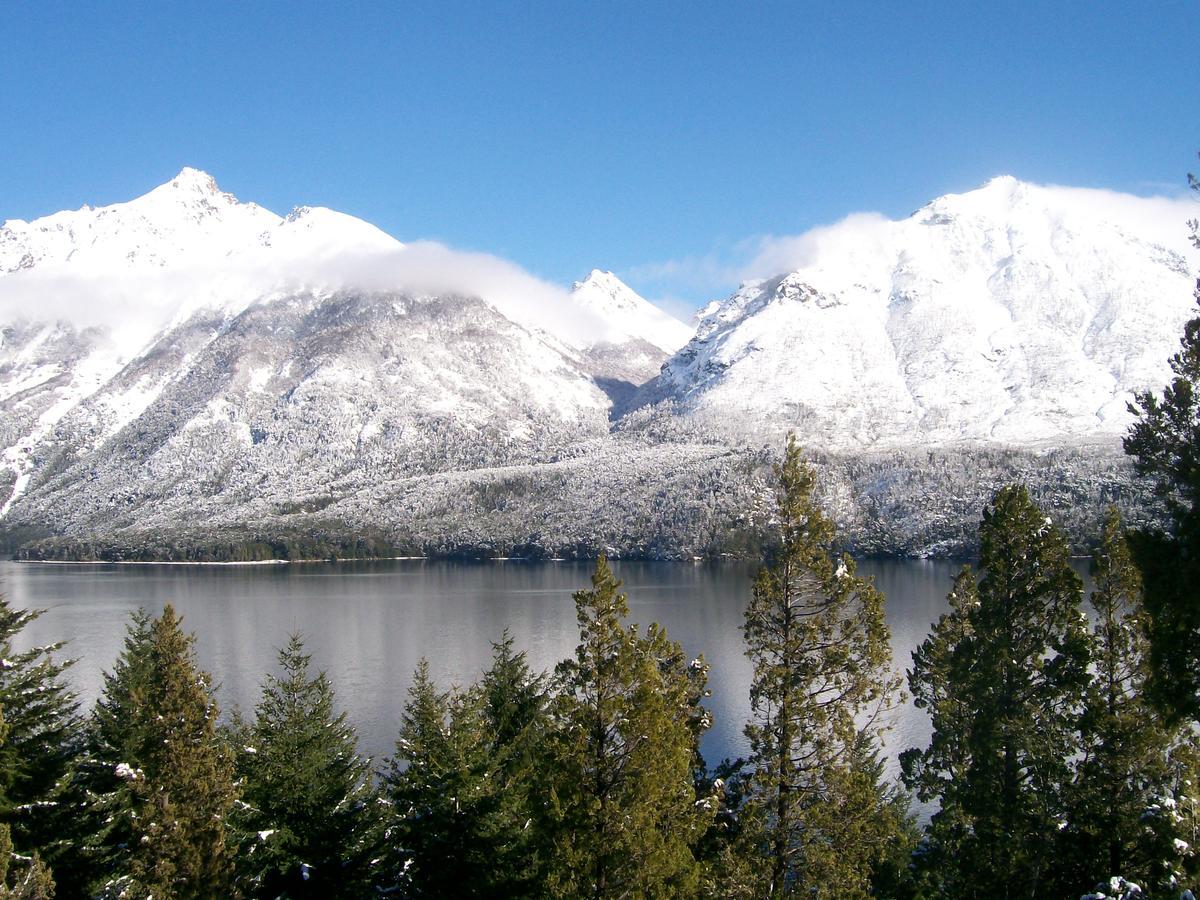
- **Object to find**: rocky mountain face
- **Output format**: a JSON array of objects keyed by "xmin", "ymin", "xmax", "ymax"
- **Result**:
[{"xmin": 0, "ymin": 172, "xmax": 1193, "ymax": 559}]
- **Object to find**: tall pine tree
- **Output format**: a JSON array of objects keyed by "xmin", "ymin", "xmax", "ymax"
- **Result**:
[
  {"xmin": 736, "ymin": 434, "xmax": 902, "ymax": 899},
  {"xmin": 0, "ymin": 702, "xmax": 56, "ymax": 899},
  {"xmin": 899, "ymin": 567, "xmax": 979, "ymax": 897},
  {"xmin": 475, "ymin": 630, "xmax": 549, "ymax": 895},
  {"xmin": 382, "ymin": 659, "xmax": 502, "ymax": 898},
  {"xmin": 233, "ymin": 633, "xmax": 381, "ymax": 898},
  {"xmin": 0, "ymin": 593, "xmax": 81, "ymax": 879},
  {"xmin": 1060, "ymin": 508, "xmax": 1200, "ymax": 895},
  {"xmin": 543, "ymin": 556, "xmax": 712, "ymax": 898},
  {"xmin": 80, "ymin": 605, "xmax": 238, "ymax": 899},
  {"xmin": 1123, "ymin": 154, "xmax": 1200, "ymax": 722},
  {"xmin": 902, "ymin": 485, "xmax": 1091, "ymax": 898}
]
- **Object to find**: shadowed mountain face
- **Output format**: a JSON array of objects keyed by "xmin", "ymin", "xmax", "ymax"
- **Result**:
[{"xmin": 5, "ymin": 290, "xmax": 613, "ymax": 535}]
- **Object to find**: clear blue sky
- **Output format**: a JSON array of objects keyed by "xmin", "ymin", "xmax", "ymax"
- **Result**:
[{"xmin": 2, "ymin": 1, "xmax": 1196, "ymax": 315}]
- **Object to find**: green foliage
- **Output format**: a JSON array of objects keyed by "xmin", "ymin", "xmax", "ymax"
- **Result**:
[
  {"xmin": 476, "ymin": 630, "xmax": 550, "ymax": 894},
  {"xmin": 902, "ymin": 484, "xmax": 1092, "ymax": 897},
  {"xmin": 0, "ymin": 705, "xmax": 57, "ymax": 899},
  {"xmin": 233, "ymin": 633, "xmax": 382, "ymax": 898},
  {"xmin": 80, "ymin": 605, "xmax": 237, "ymax": 899},
  {"xmin": 543, "ymin": 556, "xmax": 713, "ymax": 898},
  {"xmin": 736, "ymin": 434, "xmax": 903, "ymax": 899},
  {"xmin": 0, "ymin": 594, "xmax": 80, "ymax": 881},
  {"xmin": 382, "ymin": 659, "xmax": 506, "ymax": 898},
  {"xmin": 1123, "ymin": 158, "xmax": 1200, "ymax": 722},
  {"xmin": 1055, "ymin": 508, "xmax": 1200, "ymax": 895}
]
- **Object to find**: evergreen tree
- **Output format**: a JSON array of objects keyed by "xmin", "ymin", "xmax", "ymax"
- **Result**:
[
  {"xmin": 80, "ymin": 605, "xmax": 237, "ymax": 899},
  {"xmin": 0, "ymin": 594, "xmax": 81, "ymax": 876},
  {"xmin": 382, "ymin": 659, "xmax": 500, "ymax": 898},
  {"xmin": 902, "ymin": 485, "xmax": 1091, "ymax": 898},
  {"xmin": 476, "ymin": 630, "xmax": 549, "ymax": 895},
  {"xmin": 1060, "ymin": 508, "xmax": 1200, "ymax": 895},
  {"xmin": 900, "ymin": 567, "xmax": 979, "ymax": 897},
  {"xmin": 543, "ymin": 556, "xmax": 712, "ymax": 898},
  {"xmin": 1123, "ymin": 154, "xmax": 1200, "ymax": 721},
  {"xmin": 233, "ymin": 633, "xmax": 381, "ymax": 898},
  {"xmin": 480, "ymin": 628, "xmax": 546, "ymax": 751},
  {"xmin": 736, "ymin": 434, "xmax": 902, "ymax": 899},
  {"xmin": 0, "ymin": 704, "xmax": 56, "ymax": 899}
]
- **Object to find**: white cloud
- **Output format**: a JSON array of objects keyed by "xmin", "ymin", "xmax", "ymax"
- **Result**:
[
  {"xmin": 0, "ymin": 239, "xmax": 611, "ymax": 353},
  {"xmin": 738, "ymin": 212, "xmax": 893, "ymax": 282},
  {"xmin": 627, "ymin": 179, "xmax": 1199, "ymax": 307}
]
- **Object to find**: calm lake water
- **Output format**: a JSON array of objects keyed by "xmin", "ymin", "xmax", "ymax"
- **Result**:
[{"xmin": 0, "ymin": 558, "xmax": 971, "ymax": 774}]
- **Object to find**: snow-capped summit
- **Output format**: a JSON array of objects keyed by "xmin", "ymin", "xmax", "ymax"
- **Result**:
[
  {"xmin": 258, "ymin": 205, "xmax": 402, "ymax": 258},
  {"xmin": 0, "ymin": 168, "xmax": 282, "ymax": 275},
  {"xmin": 570, "ymin": 269, "xmax": 692, "ymax": 354},
  {"xmin": 643, "ymin": 177, "xmax": 1198, "ymax": 449}
]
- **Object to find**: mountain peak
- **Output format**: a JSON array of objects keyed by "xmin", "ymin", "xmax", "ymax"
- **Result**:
[
  {"xmin": 571, "ymin": 269, "xmax": 693, "ymax": 354},
  {"xmin": 135, "ymin": 167, "xmax": 230, "ymax": 207},
  {"xmin": 170, "ymin": 166, "xmax": 220, "ymax": 191},
  {"xmin": 573, "ymin": 269, "xmax": 626, "ymax": 292},
  {"xmin": 0, "ymin": 168, "xmax": 280, "ymax": 276}
]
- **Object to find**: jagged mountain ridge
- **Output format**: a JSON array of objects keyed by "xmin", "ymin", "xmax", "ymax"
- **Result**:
[{"xmin": 638, "ymin": 176, "xmax": 1197, "ymax": 449}]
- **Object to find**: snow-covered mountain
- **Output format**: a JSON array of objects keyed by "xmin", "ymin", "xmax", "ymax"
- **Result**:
[
  {"xmin": 0, "ymin": 168, "xmax": 279, "ymax": 274},
  {"xmin": 0, "ymin": 170, "xmax": 681, "ymax": 534},
  {"xmin": 639, "ymin": 176, "xmax": 1197, "ymax": 449},
  {"xmin": 0, "ymin": 171, "xmax": 1193, "ymax": 559},
  {"xmin": 564, "ymin": 270, "xmax": 692, "ymax": 393}
]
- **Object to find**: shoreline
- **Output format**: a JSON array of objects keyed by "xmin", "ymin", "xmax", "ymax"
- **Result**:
[{"xmin": 11, "ymin": 556, "xmax": 430, "ymax": 567}]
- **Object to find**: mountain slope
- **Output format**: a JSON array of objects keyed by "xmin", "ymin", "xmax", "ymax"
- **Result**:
[
  {"xmin": 638, "ymin": 176, "xmax": 1197, "ymax": 448},
  {"xmin": 6, "ymin": 289, "xmax": 611, "ymax": 541}
]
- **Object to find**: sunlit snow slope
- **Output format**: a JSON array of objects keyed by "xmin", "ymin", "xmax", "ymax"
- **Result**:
[{"xmin": 642, "ymin": 176, "xmax": 1198, "ymax": 448}]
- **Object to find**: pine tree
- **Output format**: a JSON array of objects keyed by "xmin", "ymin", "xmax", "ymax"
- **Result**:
[
  {"xmin": 902, "ymin": 484, "xmax": 1091, "ymax": 898},
  {"xmin": 0, "ymin": 704, "xmax": 56, "ymax": 899},
  {"xmin": 900, "ymin": 567, "xmax": 978, "ymax": 897},
  {"xmin": 543, "ymin": 556, "xmax": 712, "ymax": 898},
  {"xmin": 233, "ymin": 633, "xmax": 381, "ymax": 898},
  {"xmin": 0, "ymin": 593, "xmax": 81, "ymax": 876},
  {"xmin": 1123, "ymin": 154, "xmax": 1200, "ymax": 722},
  {"xmin": 480, "ymin": 629, "xmax": 546, "ymax": 750},
  {"xmin": 736, "ymin": 434, "xmax": 902, "ymax": 899},
  {"xmin": 476, "ymin": 630, "xmax": 549, "ymax": 895},
  {"xmin": 382, "ymin": 659, "xmax": 501, "ymax": 898},
  {"xmin": 80, "ymin": 605, "xmax": 237, "ymax": 899},
  {"xmin": 1060, "ymin": 508, "xmax": 1200, "ymax": 895}
]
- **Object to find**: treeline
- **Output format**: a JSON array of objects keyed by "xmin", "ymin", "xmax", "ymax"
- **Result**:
[
  {"xmin": 10, "ymin": 438, "xmax": 1159, "ymax": 565},
  {"xmin": 0, "ymin": 435, "xmax": 1196, "ymax": 897}
]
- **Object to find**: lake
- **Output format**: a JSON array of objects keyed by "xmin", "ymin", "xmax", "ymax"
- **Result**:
[{"xmin": 0, "ymin": 558, "xmax": 969, "ymax": 774}]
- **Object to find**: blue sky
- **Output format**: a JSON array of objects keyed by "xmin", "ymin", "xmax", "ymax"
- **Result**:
[{"xmin": 2, "ymin": 1, "xmax": 1196, "ymax": 317}]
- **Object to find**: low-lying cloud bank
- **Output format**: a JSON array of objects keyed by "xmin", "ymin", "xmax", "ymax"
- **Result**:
[{"xmin": 0, "ymin": 238, "xmax": 612, "ymax": 352}]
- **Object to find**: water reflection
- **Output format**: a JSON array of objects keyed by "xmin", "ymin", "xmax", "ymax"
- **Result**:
[{"xmin": 0, "ymin": 558, "xmax": 967, "ymax": 772}]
